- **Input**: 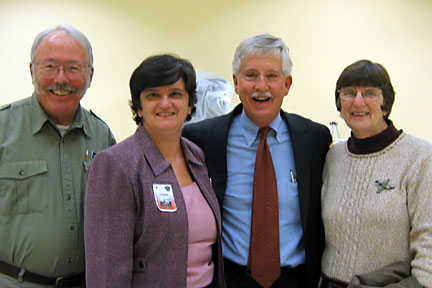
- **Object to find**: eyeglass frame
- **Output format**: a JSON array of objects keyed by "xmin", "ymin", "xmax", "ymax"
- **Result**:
[
  {"xmin": 337, "ymin": 86, "xmax": 382, "ymax": 102},
  {"xmin": 33, "ymin": 60, "xmax": 91, "ymax": 78}
]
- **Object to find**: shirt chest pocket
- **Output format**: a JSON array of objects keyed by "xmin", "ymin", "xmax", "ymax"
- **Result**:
[{"xmin": 0, "ymin": 160, "xmax": 48, "ymax": 215}]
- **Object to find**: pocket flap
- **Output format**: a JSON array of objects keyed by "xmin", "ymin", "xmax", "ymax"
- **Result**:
[{"xmin": 0, "ymin": 161, "xmax": 48, "ymax": 179}]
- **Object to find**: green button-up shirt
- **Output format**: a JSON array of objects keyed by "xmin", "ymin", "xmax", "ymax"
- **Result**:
[{"xmin": 0, "ymin": 95, "xmax": 115, "ymax": 278}]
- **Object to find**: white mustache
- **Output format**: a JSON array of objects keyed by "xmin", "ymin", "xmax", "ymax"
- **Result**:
[
  {"xmin": 252, "ymin": 91, "xmax": 272, "ymax": 98},
  {"xmin": 46, "ymin": 85, "xmax": 78, "ymax": 94}
]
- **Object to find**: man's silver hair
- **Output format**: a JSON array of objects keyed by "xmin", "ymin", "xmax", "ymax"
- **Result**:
[
  {"xmin": 30, "ymin": 25, "xmax": 94, "ymax": 66},
  {"xmin": 232, "ymin": 33, "xmax": 293, "ymax": 77}
]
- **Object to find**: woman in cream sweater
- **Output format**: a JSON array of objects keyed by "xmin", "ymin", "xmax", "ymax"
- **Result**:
[{"xmin": 321, "ymin": 60, "xmax": 432, "ymax": 288}]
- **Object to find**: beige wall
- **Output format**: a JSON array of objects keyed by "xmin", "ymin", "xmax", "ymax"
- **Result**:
[{"xmin": 1, "ymin": 0, "xmax": 432, "ymax": 142}]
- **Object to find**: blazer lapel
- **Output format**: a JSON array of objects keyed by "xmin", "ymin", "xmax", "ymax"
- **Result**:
[
  {"xmin": 282, "ymin": 112, "xmax": 311, "ymax": 230},
  {"xmin": 206, "ymin": 105, "xmax": 243, "ymax": 206}
]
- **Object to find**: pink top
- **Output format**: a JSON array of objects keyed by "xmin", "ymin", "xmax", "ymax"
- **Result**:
[{"xmin": 181, "ymin": 182, "xmax": 217, "ymax": 288}]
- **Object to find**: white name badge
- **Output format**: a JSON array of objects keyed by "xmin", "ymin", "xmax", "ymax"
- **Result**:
[{"xmin": 153, "ymin": 184, "xmax": 177, "ymax": 212}]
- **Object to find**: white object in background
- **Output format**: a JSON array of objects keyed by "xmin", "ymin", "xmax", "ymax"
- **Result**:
[
  {"xmin": 187, "ymin": 70, "xmax": 233, "ymax": 123},
  {"xmin": 329, "ymin": 121, "xmax": 345, "ymax": 144}
]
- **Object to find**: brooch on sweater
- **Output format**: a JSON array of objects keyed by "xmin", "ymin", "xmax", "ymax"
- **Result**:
[{"xmin": 375, "ymin": 179, "xmax": 395, "ymax": 194}]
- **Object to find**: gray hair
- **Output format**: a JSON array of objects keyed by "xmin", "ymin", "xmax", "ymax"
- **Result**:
[
  {"xmin": 232, "ymin": 33, "xmax": 293, "ymax": 77},
  {"xmin": 30, "ymin": 25, "xmax": 94, "ymax": 66}
]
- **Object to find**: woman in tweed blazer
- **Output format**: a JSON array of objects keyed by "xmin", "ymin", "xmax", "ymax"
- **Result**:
[{"xmin": 84, "ymin": 54, "xmax": 224, "ymax": 288}]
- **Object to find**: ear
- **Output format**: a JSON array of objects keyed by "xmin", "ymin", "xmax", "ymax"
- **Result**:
[
  {"xmin": 284, "ymin": 75, "xmax": 293, "ymax": 96},
  {"xmin": 233, "ymin": 74, "xmax": 239, "ymax": 95},
  {"xmin": 87, "ymin": 67, "xmax": 94, "ymax": 88},
  {"xmin": 187, "ymin": 105, "xmax": 193, "ymax": 115},
  {"xmin": 30, "ymin": 62, "xmax": 34, "ymax": 78}
]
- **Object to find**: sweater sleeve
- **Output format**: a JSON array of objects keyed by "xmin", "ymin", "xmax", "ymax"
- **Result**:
[
  {"xmin": 407, "ymin": 154, "xmax": 432, "ymax": 288},
  {"xmin": 84, "ymin": 150, "xmax": 137, "ymax": 288}
]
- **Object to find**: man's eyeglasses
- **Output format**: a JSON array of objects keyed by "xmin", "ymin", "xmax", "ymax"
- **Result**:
[
  {"xmin": 34, "ymin": 60, "xmax": 90, "ymax": 78},
  {"xmin": 338, "ymin": 87, "xmax": 382, "ymax": 101}
]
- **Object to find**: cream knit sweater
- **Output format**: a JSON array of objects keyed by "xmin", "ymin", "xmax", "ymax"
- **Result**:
[{"xmin": 321, "ymin": 133, "xmax": 432, "ymax": 287}]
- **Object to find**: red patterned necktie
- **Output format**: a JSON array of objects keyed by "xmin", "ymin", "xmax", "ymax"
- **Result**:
[{"xmin": 249, "ymin": 127, "xmax": 280, "ymax": 288}]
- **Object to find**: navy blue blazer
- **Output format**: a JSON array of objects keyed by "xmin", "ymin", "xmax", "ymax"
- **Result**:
[{"xmin": 183, "ymin": 104, "xmax": 332, "ymax": 288}]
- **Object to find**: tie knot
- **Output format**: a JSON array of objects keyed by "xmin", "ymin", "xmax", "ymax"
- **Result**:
[{"xmin": 259, "ymin": 127, "xmax": 270, "ymax": 141}]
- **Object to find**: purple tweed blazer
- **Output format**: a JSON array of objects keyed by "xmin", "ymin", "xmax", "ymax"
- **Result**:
[{"xmin": 84, "ymin": 125, "xmax": 224, "ymax": 287}]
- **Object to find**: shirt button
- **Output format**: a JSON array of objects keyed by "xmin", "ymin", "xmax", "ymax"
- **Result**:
[
  {"xmin": 69, "ymin": 224, "xmax": 75, "ymax": 231},
  {"xmin": 66, "ymin": 194, "xmax": 71, "ymax": 200},
  {"xmin": 19, "ymin": 170, "xmax": 24, "ymax": 176}
]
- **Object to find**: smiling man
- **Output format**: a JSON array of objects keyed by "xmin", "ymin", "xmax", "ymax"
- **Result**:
[
  {"xmin": 0, "ymin": 25, "xmax": 115, "ymax": 287},
  {"xmin": 183, "ymin": 33, "xmax": 332, "ymax": 288}
]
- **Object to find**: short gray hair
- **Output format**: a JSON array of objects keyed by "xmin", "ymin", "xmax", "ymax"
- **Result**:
[
  {"xmin": 232, "ymin": 33, "xmax": 293, "ymax": 77},
  {"xmin": 31, "ymin": 25, "xmax": 93, "ymax": 66}
]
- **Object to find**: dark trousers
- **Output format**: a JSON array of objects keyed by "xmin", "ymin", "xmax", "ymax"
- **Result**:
[{"xmin": 224, "ymin": 258, "xmax": 307, "ymax": 288}]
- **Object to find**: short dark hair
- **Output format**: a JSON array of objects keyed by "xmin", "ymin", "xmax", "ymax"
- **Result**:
[
  {"xmin": 335, "ymin": 59, "xmax": 395, "ymax": 119},
  {"xmin": 129, "ymin": 54, "xmax": 197, "ymax": 125}
]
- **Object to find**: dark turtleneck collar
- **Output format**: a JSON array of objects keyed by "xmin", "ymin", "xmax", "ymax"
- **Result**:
[{"xmin": 347, "ymin": 119, "xmax": 403, "ymax": 155}]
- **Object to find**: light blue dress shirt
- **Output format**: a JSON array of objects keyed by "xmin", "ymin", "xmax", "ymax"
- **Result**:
[{"xmin": 222, "ymin": 111, "xmax": 305, "ymax": 267}]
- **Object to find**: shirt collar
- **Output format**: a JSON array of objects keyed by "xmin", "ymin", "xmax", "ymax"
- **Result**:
[
  {"xmin": 240, "ymin": 110, "xmax": 283, "ymax": 147},
  {"xmin": 30, "ymin": 94, "xmax": 90, "ymax": 137}
]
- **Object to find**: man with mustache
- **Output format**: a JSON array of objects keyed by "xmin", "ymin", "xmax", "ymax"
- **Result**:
[
  {"xmin": 0, "ymin": 25, "xmax": 115, "ymax": 287},
  {"xmin": 183, "ymin": 33, "xmax": 331, "ymax": 288}
]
